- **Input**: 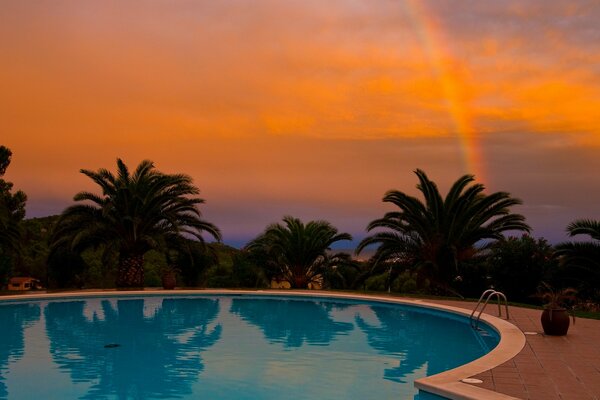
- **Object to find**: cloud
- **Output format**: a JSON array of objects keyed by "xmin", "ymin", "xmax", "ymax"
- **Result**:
[
  {"xmin": 1, "ymin": 0, "xmax": 599, "ymax": 245},
  {"xmin": 2, "ymin": 0, "xmax": 600, "ymax": 142}
]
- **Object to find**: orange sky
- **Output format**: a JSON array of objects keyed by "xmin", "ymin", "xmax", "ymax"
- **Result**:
[{"xmin": 1, "ymin": 0, "xmax": 599, "ymax": 246}]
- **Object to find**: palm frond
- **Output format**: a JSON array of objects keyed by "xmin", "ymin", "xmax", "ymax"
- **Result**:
[{"xmin": 359, "ymin": 169, "xmax": 529, "ymax": 293}]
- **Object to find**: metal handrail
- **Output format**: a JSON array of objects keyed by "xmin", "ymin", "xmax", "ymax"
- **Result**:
[{"xmin": 470, "ymin": 289, "xmax": 509, "ymax": 329}]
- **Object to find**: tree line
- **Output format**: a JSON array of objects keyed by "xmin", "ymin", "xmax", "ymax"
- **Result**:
[{"xmin": 1, "ymin": 146, "xmax": 598, "ymax": 308}]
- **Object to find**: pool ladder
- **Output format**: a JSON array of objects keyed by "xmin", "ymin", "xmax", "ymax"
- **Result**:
[{"xmin": 470, "ymin": 289, "xmax": 509, "ymax": 329}]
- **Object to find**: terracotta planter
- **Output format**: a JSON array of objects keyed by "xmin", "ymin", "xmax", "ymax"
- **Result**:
[
  {"xmin": 161, "ymin": 271, "xmax": 177, "ymax": 290},
  {"xmin": 541, "ymin": 308, "xmax": 571, "ymax": 336}
]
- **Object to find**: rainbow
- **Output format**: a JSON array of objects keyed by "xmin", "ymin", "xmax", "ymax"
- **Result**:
[{"xmin": 403, "ymin": 0, "xmax": 488, "ymax": 185}]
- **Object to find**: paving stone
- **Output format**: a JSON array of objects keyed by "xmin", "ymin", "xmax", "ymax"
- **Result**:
[{"xmin": 432, "ymin": 299, "xmax": 600, "ymax": 400}]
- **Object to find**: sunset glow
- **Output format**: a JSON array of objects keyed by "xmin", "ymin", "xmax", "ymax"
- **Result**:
[{"xmin": 1, "ymin": 0, "xmax": 599, "ymax": 246}]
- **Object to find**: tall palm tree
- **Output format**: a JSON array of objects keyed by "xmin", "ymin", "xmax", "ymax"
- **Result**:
[
  {"xmin": 245, "ymin": 216, "xmax": 352, "ymax": 289},
  {"xmin": 51, "ymin": 159, "xmax": 221, "ymax": 287},
  {"xmin": 357, "ymin": 169, "xmax": 530, "ymax": 292},
  {"xmin": 555, "ymin": 219, "xmax": 600, "ymax": 300}
]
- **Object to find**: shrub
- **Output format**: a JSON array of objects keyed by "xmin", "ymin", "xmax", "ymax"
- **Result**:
[
  {"xmin": 365, "ymin": 273, "xmax": 388, "ymax": 291},
  {"xmin": 487, "ymin": 235, "xmax": 556, "ymax": 303}
]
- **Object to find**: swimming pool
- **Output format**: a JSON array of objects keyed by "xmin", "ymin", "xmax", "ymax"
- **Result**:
[{"xmin": 0, "ymin": 292, "xmax": 512, "ymax": 399}]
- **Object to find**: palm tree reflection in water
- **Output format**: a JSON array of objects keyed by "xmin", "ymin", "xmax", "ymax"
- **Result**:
[
  {"xmin": 0, "ymin": 304, "xmax": 40, "ymax": 398},
  {"xmin": 44, "ymin": 298, "xmax": 221, "ymax": 399},
  {"xmin": 356, "ymin": 305, "xmax": 491, "ymax": 383},
  {"xmin": 230, "ymin": 298, "xmax": 353, "ymax": 347}
]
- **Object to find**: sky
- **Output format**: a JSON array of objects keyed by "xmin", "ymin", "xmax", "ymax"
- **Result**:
[{"xmin": 1, "ymin": 0, "xmax": 599, "ymax": 248}]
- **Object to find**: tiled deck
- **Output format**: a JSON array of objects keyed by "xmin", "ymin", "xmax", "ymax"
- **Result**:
[{"xmin": 432, "ymin": 299, "xmax": 600, "ymax": 400}]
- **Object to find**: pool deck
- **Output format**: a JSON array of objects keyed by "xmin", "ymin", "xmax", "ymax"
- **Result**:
[{"xmin": 431, "ymin": 299, "xmax": 600, "ymax": 400}]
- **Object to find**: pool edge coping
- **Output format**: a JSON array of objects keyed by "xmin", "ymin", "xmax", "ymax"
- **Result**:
[{"xmin": 0, "ymin": 289, "xmax": 526, "ymax": 400}]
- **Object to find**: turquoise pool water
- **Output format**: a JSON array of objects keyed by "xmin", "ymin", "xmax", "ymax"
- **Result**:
[{"xmin": 0, "ymin": 294, "xmax": 499, "ymax": 399}]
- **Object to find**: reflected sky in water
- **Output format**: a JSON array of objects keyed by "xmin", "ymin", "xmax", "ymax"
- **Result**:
[{"xmin": 0, "ymin": 296, "xmax": 498, "ymax": 399}]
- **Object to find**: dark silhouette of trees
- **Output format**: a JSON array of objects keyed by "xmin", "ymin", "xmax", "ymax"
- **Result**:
[
  {"xmin": 486, "ymin": 235, "xmax": 556, "ymax": 303},
  {"xmin": 357, "ymin": 169, "xmax": 530, "ymax": 294},
  {"xmin": 0, "ymin": 145, "xmax": 27, "ymax": 287},
  {"xmin": 50, "ymin": 159, "xmax": 221, "ymax": 287},
  {"xmin": 556, "ymin": 219, "xmax": 600, "ymax": 302},
  {"xmin": 246, "ymin": 216, "xmax": 352, "ymax": 288}
]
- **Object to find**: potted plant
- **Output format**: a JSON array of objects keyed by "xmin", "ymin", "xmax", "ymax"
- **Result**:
[
  {"xmin": 537, "ymin": 282, "xmax": 577, "ymax": 336},
  {"xmin": 161, "ymin": 265, "xmax": 179, "ymax": 290}
]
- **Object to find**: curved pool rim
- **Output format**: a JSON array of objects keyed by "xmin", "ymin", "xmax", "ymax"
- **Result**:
[{"xmin": 0, "ymin": 289, "xmax": 525, "ymax": 400}]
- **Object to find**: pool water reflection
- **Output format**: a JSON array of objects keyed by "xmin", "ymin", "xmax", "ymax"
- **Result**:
[{"xmin": 0, "ymin": 295, "xmax": 498, "ymax": 399}]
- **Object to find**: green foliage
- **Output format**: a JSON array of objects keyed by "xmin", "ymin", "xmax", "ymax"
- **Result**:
[
  {"xmin": 178, "ymin": 242, "xmax": 220, "ymax": 287},
  {"xmin": 46, "ymin": 224, "xmax": 224, "ymax": 289},
  {"xmin": 0, "ymin": 255, "xmax": 11, "ymax": 289},
  {"xmin": 320, "ymin": 255, "xmax": 360, "ymax": 290},
  {"xmin": 555, "ymin": 219, "xmax": 600, "ymax": 303},
  {"xmin": 144, "ymin": 269, "xmax": 162, "ymax": 287},
  {"xmin": 0, "ymin": 146, "xmax": 26, "ymax": 226},
  {"xmin": 162, "ymin": 246, "xmax": 218, "ymax": 287},
  {"xmin": 364, "ymin": 273, "xmax": 388, "ymax": 292},
  {"xmin": 0, "ymin": 146, "xmax": 27, "ymax": 287},
  {"xmin": 47, "ymin": 245, "xmax": 88, "ymax": 288},
  {"xmin": 0, "ymin": 146, "xmax": 11, "ymax": 176},
  {"xmin": 46, "ymin": 227, "xmax": 116, "ymax": 289},
  {"xmin": 202, "ymin": 243, "xmax": 234, "ymax": 287},
  {"xmin": 201, "ymin": 243, "xmax": 271, "ymax": 289},
  {"xmin": 230, "ymin": 251, "xmax": 269, "ymax": 288},
  {"xmin": 362, "ymin": 268, "xmax": 428, "ymax": 294},
  {"xmin": 391, "ymin": 270, "xmax": 420, "ymax": 293},
  {"xmin": 246, "ymin": 216, "xmax": 352, "ymax": 288},
  {"xmin": 10, "ymin": 216, "xmax": 58, "ymax": 283},
  {"xmin": 357, "ymin": 169, "xmax": 530, "ymax": 296},
  {"xmin": 486, "ymin": 235, "xmax": 556, "ymax": 303},
  {"xmin": 565, "ymin": 219, "xmax": 600, "ymax": 240},
  {"xmin": 50, "ymin": 158, "xmax": 221, "ymax": 287},
  {"xmin": 80, "ymin": 247, "xmax": 116, "ymax": 288},
  {"xmin": 143, "ymin": 250, "xmax": 167, "ymax": 287},
  {"xmin": 350, "ymin": 260, "xmax": 378, "ymax": 290},
  {"xmin": 536, "ymin": 282, "xmax": 577, "ymax": 309},
  {"xmin": 205, "ymin": 263, "xmax": 234, "ymax": 288},
  {"xmin": 453, "ymin": 257, "xmax": 490, "ymax": 298}
]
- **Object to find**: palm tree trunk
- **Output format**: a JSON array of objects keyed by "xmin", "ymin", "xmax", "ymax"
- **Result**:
[
  {"xmin": 292, "ymin": 274, "xmax": 308, "ymax": 289},
  {"xmin": 116, "ymin": 254, "xmax": 145, "ymax": 288}
]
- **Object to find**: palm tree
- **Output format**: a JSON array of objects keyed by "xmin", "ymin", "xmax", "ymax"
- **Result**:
[
  {"xmin": 555, "ymin": 219, "xmax": 600, "ymax": 301},
  {"xmin": 51, "ymin": 159, "xmax": 221, "ymax": 287},
  {"xmin": 245, "ymin": 216, "xmax": 352, "ymax": 289},
  {"xmin": 357, "ymin": 169, "xmax": 530, "ymax": 293},
  {"xmin": 564, "ymin": 219, "xmax": 600, "ymax": 241}
]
